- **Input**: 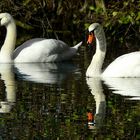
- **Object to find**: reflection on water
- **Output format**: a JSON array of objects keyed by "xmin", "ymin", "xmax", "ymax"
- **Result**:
[
  {"xmin": 86, "ymin": 78, "xmax": 106, "ymax": 130},
  {"xmin": 0, "ymin": 52, "xmax": 140, "ymax": 139},
  {"xmin": 103, "ymin": 78, "xmax": 140, "ymax": 100},
  {"xmin": 14, "ymin": 62, "xmax": 78, "ymax": 84},
  {"xmin": 0, "ymin": 64, "xmax": 16, "ymax": 113}
]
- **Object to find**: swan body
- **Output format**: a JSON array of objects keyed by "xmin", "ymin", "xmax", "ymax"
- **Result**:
[
  {"xmin": 0, "ymin": 13, "xmax": 82, "ymax": 63},
  {"xmin": 102, "ymin": 52, "xmax": 140, "ymax": 77},
  {"xmin": 86, "ymin": 23, "xmax": 140, "ymax": 77},
  {"xmin": 13, "ymin": 38, "xmax": 82, "ymax": 62}
]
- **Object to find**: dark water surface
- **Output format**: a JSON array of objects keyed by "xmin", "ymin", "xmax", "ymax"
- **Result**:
[{"xmin": 0, "ymin": 45, "xmax": 140, "ymax": 139}]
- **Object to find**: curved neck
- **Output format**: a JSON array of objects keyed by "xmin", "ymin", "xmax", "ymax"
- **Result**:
[
  {"xmin": 86, "ymin": 30, "xmax": 106, "ymax": 77},
  {"xmin": 0, "ymin": 20, "xmax": 17, "ymax": 63}
]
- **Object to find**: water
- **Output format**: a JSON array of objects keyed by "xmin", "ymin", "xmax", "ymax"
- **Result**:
[{"xmin": 0, "ymin": 46, "xmax": 140, "ymax": 139}]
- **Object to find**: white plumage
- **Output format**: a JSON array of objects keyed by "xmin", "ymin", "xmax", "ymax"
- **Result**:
[
  {"xmin": 86, "ymin": 23, "xmax": 140, "ymax": 77},
  {"xmin": 102, "ymin": 52, "xmax": 140, "ymax": 77},
  {"xmin": 0, "ymin": 13, "xmax": 82, "ymax": 63}
]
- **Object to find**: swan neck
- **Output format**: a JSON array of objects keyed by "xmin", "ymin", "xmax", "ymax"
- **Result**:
[
  {"xmin": 0, "ymin": 20, "xmax": 17, "ymax": 62},
  {"xmin": 4, "ymin": 21, "xmax": 16, "ymax": 50},
  {"xmin": 86, "ymin": 30, "xmax": 106, "ymax": 77},
  {"xmin": 96, "ymin": 29, "xmax": 106, "ymax": 53},
  {"xmin": 94, "ymin": 36, "xmax": 106, "ymax": 74}
]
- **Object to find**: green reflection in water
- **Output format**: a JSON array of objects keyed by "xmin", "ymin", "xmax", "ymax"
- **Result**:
[{"xmin": 0, "ymin": 46, "xmax": 140, "ymax": 139}]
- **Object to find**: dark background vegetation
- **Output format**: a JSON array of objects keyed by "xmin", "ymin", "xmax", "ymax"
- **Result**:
[
  {"xmin": 0, "ymin": 1, "xmax": 140, "ymax": 139},
  {"xmin": 0, "ymin": 0, "xmax": 140, "ymax": 48}
]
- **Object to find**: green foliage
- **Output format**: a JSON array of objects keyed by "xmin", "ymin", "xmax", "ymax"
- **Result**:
[{"xmin": 0, "ymin": 0, "xmax": 139, "ymax": 45}]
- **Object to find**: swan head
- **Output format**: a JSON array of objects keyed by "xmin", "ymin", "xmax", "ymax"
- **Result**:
[
  {"xmin": 87, "ymin": 23, "xmax": 106, "ymax": 51},
  {"xmin": 88, "ymin": 23, "xmax": 101, "ymax": 33},
  {"xmin": 0, "ymin": 13, "xmax": 13, "ymax": 26},
  {"xmin": 87, "ymin": 23, "xmax": 104, "ymax": 43}
]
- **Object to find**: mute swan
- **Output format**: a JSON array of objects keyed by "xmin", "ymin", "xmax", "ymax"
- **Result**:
[
  {"xmin": 86, "ymin": 23, "xmax": 140, "ymax": 77},
  {"xmin": 0, "ymin": 13, "xmax": 82, "ymax": 63}
]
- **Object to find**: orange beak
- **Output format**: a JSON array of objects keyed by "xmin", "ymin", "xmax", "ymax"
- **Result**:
[
  {"xmin": 87, "ymin": 112, "xmax": 94, "ymax": 121},
  {"xmin": 87, "ymin": 32, "xmax": 95, "ymax": 44}
]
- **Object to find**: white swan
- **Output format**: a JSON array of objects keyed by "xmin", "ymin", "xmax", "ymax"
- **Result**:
[
  {"xmin": 0, "ymin": 13, "xmax": 82, "ymax": 63},
  {"xmin": 86, "ymin": 23, "xmax": 140, "ymax": 77}
]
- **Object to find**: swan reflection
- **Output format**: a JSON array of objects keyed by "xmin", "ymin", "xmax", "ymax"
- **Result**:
[
  {"xmin": 14, "ymin": 62, "xmax": 78, "ymax": 84},
  {"xmin": 86, "ymin": 78, "xmax": 106, "ymax": 129},
  {"xmin": 103, "ymin": 78, "xmax": 140, "ymax": 100},
  {"xmin": 0, "ymin": 64, "xmax": 16, "ymax": 113}
]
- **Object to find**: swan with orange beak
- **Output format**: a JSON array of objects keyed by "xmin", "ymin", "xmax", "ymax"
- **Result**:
[{"xmin": 86, "ymin": 23, "xmax": 140, "ymax": 77}]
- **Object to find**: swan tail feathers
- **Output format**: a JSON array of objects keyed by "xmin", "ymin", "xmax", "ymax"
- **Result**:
[{"xmin": 72, "ymin": 41, "xmax": 82, "ymax": 49}]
